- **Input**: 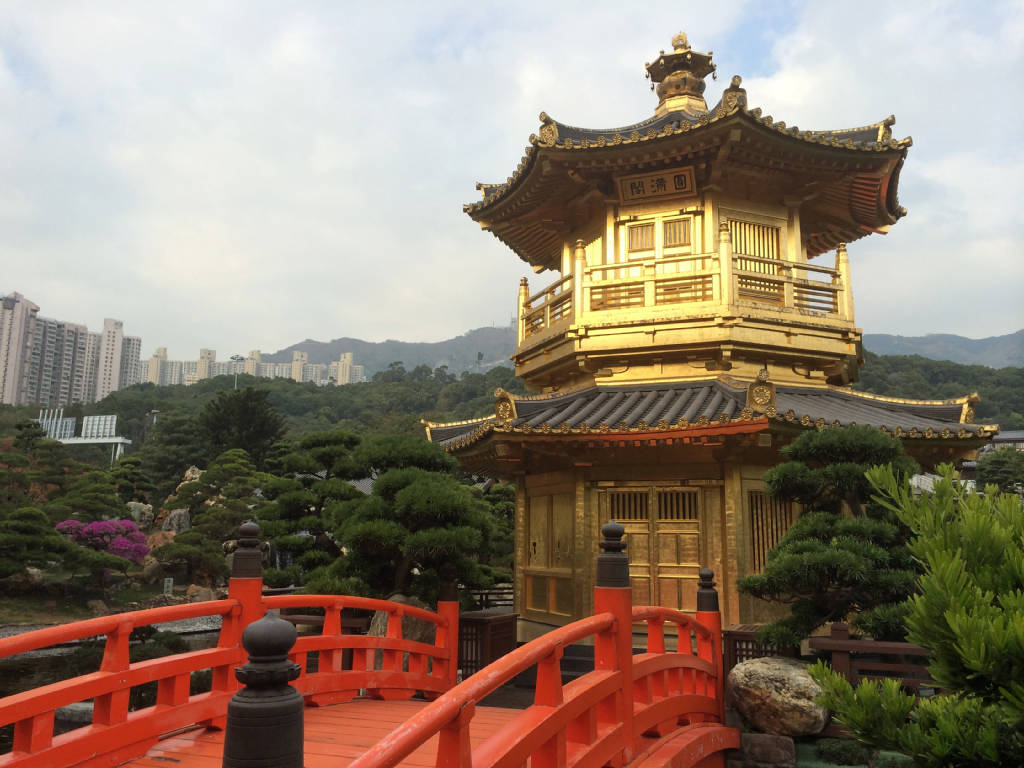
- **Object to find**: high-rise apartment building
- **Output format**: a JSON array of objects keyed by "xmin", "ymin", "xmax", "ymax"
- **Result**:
[
  {"xmin": 23, "ymin": 317, "xmax": 90, "ymax": 407},
  {"xmin": 119, "ymin": 335, "xmax": 142, "ymax": 390},
  {"xmin": 1, "ymin": 295, "xmax": 141, "ymax": 406},
  {"xmin": 0, "ymin": 293, "xmax": 39, "ymax": 405},
  {"xmin": 245, "ymin": 350, "xmax": 261, "ymax": 376},
  {"xmin": 148, "ymin": 347, "xmax": 167, "ymax": 385},
  {"xmin": 290, "ymin": 351, "xmax": 308, "ymax": 382},
  {"xmin": 93, "ymin": 319, "xmax": 125, "ymax": 401},
  {"xmin": 196, "ymin": 348, "xmax": 216, "ymax": 381},
  {"xmin": 143, "ymin": 347, "xmax": 368, "ymax": 388}
]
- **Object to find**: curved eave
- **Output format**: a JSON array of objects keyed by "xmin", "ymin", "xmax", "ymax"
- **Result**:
[
  {"xmin": 465, "ymin": 105, "xmax": 910, "ymax": 265},
  {"xmin": 427, "ymin": 380, "xmax": 991, "ymax": 455}
]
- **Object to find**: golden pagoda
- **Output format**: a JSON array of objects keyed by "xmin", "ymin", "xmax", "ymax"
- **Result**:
[{"xmin": 426, "ymin": 34, "xmax": 995, "ymax": 634}]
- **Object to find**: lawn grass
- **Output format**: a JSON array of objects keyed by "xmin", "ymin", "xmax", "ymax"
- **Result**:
[
  {"xmin": 0, "ymin": 595, "xmax": 91, "ymax": 625},
  {"xmin": 0, "ymin": 579, "xmax": 166, "ymax": 626}
]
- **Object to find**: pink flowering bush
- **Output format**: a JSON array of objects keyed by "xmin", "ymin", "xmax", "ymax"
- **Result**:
[{"xmin": 56, "ymin": 519, "xmax": 150, "ymax": 564}]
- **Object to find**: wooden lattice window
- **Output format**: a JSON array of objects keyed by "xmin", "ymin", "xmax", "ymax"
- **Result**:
[
  {"xmin": 657, "ymin": 489, "xmax": 699, "ymax": 520},
  {"xmin": 749, "ymin": 491, "xmax": 796, "ymax": 573},
  {"xmin": 610, "ymin": 490, "xmax": 649, "ymax": 521},
  {"xmin": 729, "ymin": 220, "xmax": 781, "ymax": 261},
  {"xmin": 628, "ymin": 223, "xmax": 654, "ymax": 253},
  {"xmin": 663, "ymin": 218, "xmax": 691, "ymax": 248}
]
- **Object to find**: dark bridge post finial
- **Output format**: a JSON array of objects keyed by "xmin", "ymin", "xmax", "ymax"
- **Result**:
[
  {"xmin": 697, "ymin": 568, "xmax": 719, "ymax": 612},
  {"xmin": 596, "ymin": 520, "xmax": 630, "ymax": 588},
  {"xmin": 222, "ymin": 612, "xmax": 304, "ymax": 767},
  {"xmin": 231, "ymin": 521, "xmax": 263, "ymax": 578}
]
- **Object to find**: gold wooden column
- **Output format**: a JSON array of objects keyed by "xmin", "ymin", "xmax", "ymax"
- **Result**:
[
  {"xmin": 513, "ymin": 473, "xmax": 528, "ymax": 631},
  {"xmin": 720, "ymin": 461, "xmax": 743, "ymax": 626}
]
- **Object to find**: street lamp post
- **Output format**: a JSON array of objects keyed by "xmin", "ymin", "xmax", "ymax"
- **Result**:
[{"xmin": 231, "ymin": 355, "xmax": 246, "ymax": 389}]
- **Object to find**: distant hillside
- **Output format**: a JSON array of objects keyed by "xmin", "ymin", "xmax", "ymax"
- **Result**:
[
  {"xmin": 266, "ymin": 325, "xmax": 1024, "ymax": 377},
  {"xmin": 863, "ymin": 329, "xmax": 1024, "ymax": 368},
  {"xmin": 264, "ymin": 325, "xmax": 517, "ymax": 376}
]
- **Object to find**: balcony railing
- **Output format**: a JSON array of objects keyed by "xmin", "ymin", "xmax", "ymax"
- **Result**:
[
  {"xmin": 521, "ymin": 274, "xmax": 573, "ymax": 340},
  {"xmin": 517, "ymin": 243, "xmax": 851, "ymax": 343}
]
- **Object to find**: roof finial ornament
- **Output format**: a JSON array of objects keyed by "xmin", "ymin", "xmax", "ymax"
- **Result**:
[{"xmin": 646, "ymin": 33, "xmax": 715, "ymax": 117}]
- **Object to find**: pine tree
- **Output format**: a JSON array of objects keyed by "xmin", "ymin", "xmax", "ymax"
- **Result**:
[
  {"xmin": 738, "ymin": 425, "xmax": 919, "ymax": 645},
  {"xmin": 198, "ymin": 387, "xmax": 286, "ymax": 467},
  {"xmin": 976, "ymin": 446, "xmax": 1024, "ymax": 494},
  {"xmin": 259, "ymin": 430, "xmax": 364, "ymax": 586},
  {"xmin": 811, "ymin": 466, "xmax": 1024, "ymax": 767},
  {"xmin": 110, "ymin": 456, "xmax": 156, "ymax": 504},
  {"xmin": 305, "ymin": 436, "xmax": 500, "ymax": 604},
  {"xmin": 0, "ymin": 507, "xmax": 73, "ymax": 579}
]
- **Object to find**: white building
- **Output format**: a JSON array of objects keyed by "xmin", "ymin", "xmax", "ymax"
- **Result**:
[{"xmin": 0, "ymin": 293, "xmax": 39, "ymax": 405}]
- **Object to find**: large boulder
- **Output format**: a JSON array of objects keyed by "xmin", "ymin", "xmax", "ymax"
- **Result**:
[
  {"xmin": 186, "ymin": 584, "xmax": 215, "ymax": 603},
  {"xmin": 726, "ymin": 656, "xmax": 829, "ymax": 736},
  {"xmin": 126, "ymin": 502, "xmax": 155, "ymax": 530},
  {"xmin": 369, "ymin": 594, "xmax": 436, "ymax": 645},
  {"xmin": 161, "ymin": 508, "xmax": 191, "ymax": 533}
]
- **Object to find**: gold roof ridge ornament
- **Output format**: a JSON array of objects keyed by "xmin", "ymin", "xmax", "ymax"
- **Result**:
[{"xmin": 645, "ymin": 32, "xmax": 716, "ymax": 117}]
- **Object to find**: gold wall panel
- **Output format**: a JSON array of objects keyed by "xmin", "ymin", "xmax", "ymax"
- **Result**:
[
  {"xmin": 525, "ymin": 574, "xmax": 546, "ymax": 612},
  {"xmin": 554, "ymin": 577, "xmax": 574, "ymax": 615},
  {"xmin": 551, "ymin": 492, "xmax": 574, "ymax": 569}
]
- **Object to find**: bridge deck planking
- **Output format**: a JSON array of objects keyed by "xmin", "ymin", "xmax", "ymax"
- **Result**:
[{"xmin": 123, "ymin": 698, "xmax": 523, "ymax": 768}]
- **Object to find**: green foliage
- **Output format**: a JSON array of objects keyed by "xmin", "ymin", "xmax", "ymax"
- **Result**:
[
  {"xmin": 154, "ymin": 449, "xmax": 271, "ymax": 585},
  {"xmin": 0, "ymin": 507, "xmax": 72, "ymax": 579},
  {"xmin": 856, "ymin": 351, "xmax": 1024, "ymax": 428},
  {"xmin": 51, "ymin": 469, "xmax": 126, "ymax": 522},
  {"xmin": 136, "ymin": 412, "xmax": 206, "ymax": 503},
  {"xmin": 63, "ymin": 542, "xmax": 131, "ymax": 588},
  {"xmin": 13, "ymin": 420, "xmax": 47, "ymax": 453},
  {"xmin": 815, "ymin": 737, "xmax": 873, "ymax": 765},
  {"xmin": 810, "ymin": 467, "xmax": 1024, "ymax": 767},
  {"xmin": 305, "ymin": 439, "xmax": 503, "ymax": 604},
  {"xmin": 355, "ymin": 433, "xmax": 458, "ymax": 475},
  {"xmin": 767, "ymin": 425, "xmax": 917, "ymax": 516},
  {"xmin": 110, "ymin": 455, "xmax": 155, "ymax": 504},
  {"xmin": 976, "ymin": 446, "xmax": 1024, "ymax": 494},
  {"xmin": 738, "ymin": 426, "xmax": 918, "ymax": 645},
  {"xmin": 199, "ymin": 388, "xmax": 286, "ymax": 467}
]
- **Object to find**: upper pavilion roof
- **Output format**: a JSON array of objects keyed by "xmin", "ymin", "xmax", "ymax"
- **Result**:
[{"xmin": 466, "ymin": 35, "xmax": 911, "ymax": 270}]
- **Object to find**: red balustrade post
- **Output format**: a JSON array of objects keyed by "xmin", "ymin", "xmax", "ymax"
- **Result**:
[
  {"xmin": 435, "ymin": 600, "xmax": 460, "ymax": 689},
  {"xmin": 593, "ymin": 520, "xmax": 634, "ymax": 765},
  {"xmin": 695, "ymin": 568, "xmax": 724, "ymax": 723},
  {"xmin": 93, "ymin": 619, "xmax": 133, "ymax": 725}
]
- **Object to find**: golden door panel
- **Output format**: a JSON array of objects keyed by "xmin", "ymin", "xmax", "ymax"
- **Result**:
[
  {"xmin": 525, "ymin": 574, "xmax": 574, "ymax": 616},
  {"xmin": 600, "ymin": 486, "xmax": 704, "ymax": 611},
  {"xmin": 656, "ymin": 523, "xmax": 701, "ymax": 611},
  {"xmin": 528, "ymin": 494, "xmax": 550, "ymax": 568}
]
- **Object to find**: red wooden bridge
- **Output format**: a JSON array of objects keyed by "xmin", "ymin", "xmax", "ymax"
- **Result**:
[{"xmin": 0, "ymin": 524, "xmax": 737, "ymax": 768}]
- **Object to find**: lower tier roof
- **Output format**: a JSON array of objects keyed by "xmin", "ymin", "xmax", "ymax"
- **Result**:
[{"xmin": 425, "ymin": 378, "xmax": 993, "ymax": 453}]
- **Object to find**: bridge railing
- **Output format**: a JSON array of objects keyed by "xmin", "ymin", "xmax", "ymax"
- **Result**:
[
  {"xmin": 263, "ymin": 594, "xmax": 457, "ymax": 706},
  {"xmin": 0, "ymin": 522, "xmax": 459, "ymax": 768},
  {"xmin": 351, "ymin": 521, "xmax": 733, "ymax": 768}
]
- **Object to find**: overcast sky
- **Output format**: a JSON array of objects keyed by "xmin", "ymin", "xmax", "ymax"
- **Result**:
[{"xmin": 2, "ymin": 1, "xmax": 1022, "ymax": 360}]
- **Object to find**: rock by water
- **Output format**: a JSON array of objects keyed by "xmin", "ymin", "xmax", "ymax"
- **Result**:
[{"xmin": 726, "ymin": 656, "xmax": 828, "ymax": 736}]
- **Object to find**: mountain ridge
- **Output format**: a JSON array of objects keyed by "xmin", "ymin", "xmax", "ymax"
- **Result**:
[
  {"xmin": 263, "ymin": 326, "xmax": 1024, "ymax": 375},
  {"xmin": 862, "ymin": 330, "xmax": 1024, "ymax": 369}
]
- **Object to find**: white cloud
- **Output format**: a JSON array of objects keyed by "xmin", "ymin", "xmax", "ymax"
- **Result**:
[{"xmin": 0, "ymin": 0, "xmax": 1020, "ymax": 363}]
